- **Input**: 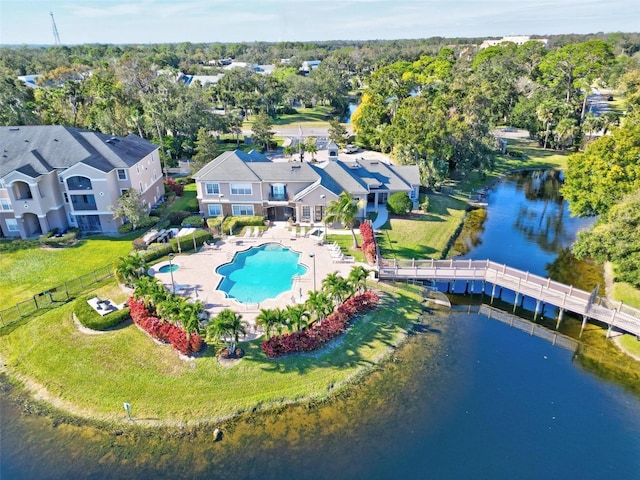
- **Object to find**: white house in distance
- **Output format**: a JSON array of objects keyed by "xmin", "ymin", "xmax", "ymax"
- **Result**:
[
  {"xmin": 193, "ymin": 149, "xmax": 420, "ymax": 224},
  {"xmin": 0, "ymin": 126, "xmax": 163, "ymax": 238},
  {"xmin": 479, "ymin": 35, "xmax": 549, "ymax": 49}
]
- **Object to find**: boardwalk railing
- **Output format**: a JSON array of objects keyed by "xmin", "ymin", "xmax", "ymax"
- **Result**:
[{"xmin": 379, "ymin": 258, "xmax": 640, "ymax": 337}]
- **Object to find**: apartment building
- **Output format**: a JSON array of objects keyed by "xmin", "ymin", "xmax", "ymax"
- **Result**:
[{"xmin": 0, "ymin": 126, "xmax": 163, "ymax": 238}]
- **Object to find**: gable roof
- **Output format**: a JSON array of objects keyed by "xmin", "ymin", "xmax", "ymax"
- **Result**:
[
  {"xmin": 192, "ymin": 150, "xmax": 265, "ymax": 182},
  {"xmin": 0, "ymin": 126, "xmax": 158, "ymax": 179}
]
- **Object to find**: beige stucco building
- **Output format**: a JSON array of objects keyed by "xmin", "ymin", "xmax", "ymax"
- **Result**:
[
  {"xmin": 0, "ymin": 126, "xmax": 163, "ymax": 238},
  {"xmin": 193, "ymin": 149, "xmax": 421, "ymax": 224}
]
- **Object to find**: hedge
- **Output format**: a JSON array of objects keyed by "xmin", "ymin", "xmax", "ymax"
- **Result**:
[
  {"xmin": 223, "ymin": 215, "xmax": 266, "ymax": 235},
  {"xmin": 139, "ymin": 229, "xmax": 212, "ymax": 263},
  {"xmin": 181, "ymin": 215, "xmax": 205, "ymax": 228},
  {"xmin": 39, "ymin": 229, "xmax": 79, "ymax": 247},
  {"xmin": 74, "ymin": 295, "xmax": 131, "ymax": 331},
  {"xmin": 167, "ymin": 211, "xmax": 192, "ymax": 227},
  {"xmin": 117, "ymin": 216, "xmax": 160, "ymax": 234}
]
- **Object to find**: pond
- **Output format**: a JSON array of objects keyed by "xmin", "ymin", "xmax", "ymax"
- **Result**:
[{"xmin": 2, "ymin": 171, "xmax": 639, "ymax": 479}]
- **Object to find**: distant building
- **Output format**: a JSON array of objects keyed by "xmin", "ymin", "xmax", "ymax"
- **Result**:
[
  {"xmin": 0, "ymin": 126, "xmax": 163, "ymax": 238},
  {"xmin": 479, "ymin": 35, "xmax": 548, "ymax": 49},
  {"xmin": 16, "ymin": 74, "xmax": 43, "ymax": 88},
  {"xmin": 300, "ymin": 60, "xmax": 321, "ymax": 75}
]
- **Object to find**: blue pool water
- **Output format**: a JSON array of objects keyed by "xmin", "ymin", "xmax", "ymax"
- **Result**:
[
  {"xmin": 216, "ymin": 243, "xmax": 308, "ymax": 303},
  {"xmin": 158, "ymin": 264, "xmax": 179, "ymax": 273}
]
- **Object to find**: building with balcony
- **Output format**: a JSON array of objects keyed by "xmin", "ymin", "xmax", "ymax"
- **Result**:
[
  {"xmin": 193, "ymin": 149, "xmax": 420, "ymax": 225},
  {"xmin": 0, "ymin": 126, "xmax": 163, "ymax": 238}
]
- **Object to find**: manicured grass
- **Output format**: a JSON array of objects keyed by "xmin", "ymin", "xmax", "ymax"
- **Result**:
[
  {"xmin": 168, "ymin": 183, "xmax": 199, "ymax": 213},
  {"xmin": 326, "ymin": 233, "xmax": 366, "ymax": 263},
  {"xmin": 0, "ymin": 282, "xmax": 423, "ymax": 424},
  {"xmin": 0, "ymin": 236, "xmax": 136, "ymax": 309},
  {"xmin": 612, "ymin": 281, "xmax": 640, "ymax": 309},
  {"xmin": 244, "ymin": 106, "xmax": 335, "ymax": 128},
  {"xmin": 619, "ymin": 335, "xmax": 640, "ymax": 358},
  {"xmin": 377, "ymin": 193, "xmax": 468, "ymax": 260}
]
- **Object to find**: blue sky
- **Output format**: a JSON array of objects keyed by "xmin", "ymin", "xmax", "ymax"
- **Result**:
[{"xmin": 1, "ymin": 0, "xmax": 637, "ymax": 45}]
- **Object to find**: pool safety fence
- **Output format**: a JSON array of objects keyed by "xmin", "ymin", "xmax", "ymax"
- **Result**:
[{"xmin": 0, "ymin": 264, "xmax": 113, "ymax": 327}]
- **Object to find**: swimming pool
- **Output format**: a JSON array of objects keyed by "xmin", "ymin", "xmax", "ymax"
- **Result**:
[
  {"xmin": 158, "ymin": 264, "xmax": 179, "ymax": 273},
  {"xmin": 216, "ymin": 243, "xmax": 308, "ymax": 303}
]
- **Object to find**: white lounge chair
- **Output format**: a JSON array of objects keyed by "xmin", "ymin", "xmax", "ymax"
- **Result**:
[
  {"xmin": 244, "ymin": 228, "xmax": 252, "ymax": 238},
  {"xmin": 299, "ymin": 227, "xmax": 306, "ymax": 238},
  {"xmin": 253, "ymin": 226, "xmax": 261, "ymax": 237},
  {"xmin": 290, "ymin": 227, "xmax": 297, "ymax": 239}
]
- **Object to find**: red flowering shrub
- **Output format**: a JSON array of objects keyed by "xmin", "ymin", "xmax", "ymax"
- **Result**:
[
  {"xmin": 126, "ymin": 298, "xmax": 204, "ymax": 355},
  {"xmin": 261, "ymin": 291, "xmax": 379, "ymax": 358},
  {"xmin": 359, "ymin": 221, "xmax": 377, "ymax": 264},
  {"xmin": 164, "ymin": 178, "xmax": 184, "ymax": 196}
]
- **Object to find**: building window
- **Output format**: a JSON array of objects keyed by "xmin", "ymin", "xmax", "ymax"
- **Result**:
[
  {"xmin": 66, "ymin": 176, "xmax": 92, "ymax": 190},
  {"xmin": 208, "ymin": 204, "xmax": 222, "ymax": 216},
  {"xmin": 0, "ymin": 181, "xmax": 5, "ymax": 189},
  {"xmin": 302, "ymin": 205, "xmax": 311, "ymax": 220},
  {"xmin": 63, "ymin": 193, "xmax": 69, "ymax": 203},
  {"xmin": 232, "ymin": 204, "xmax": 254, "ymax": 216},
  {"xmin": 1, "ymin": 198, "xmax": 11, "ymax": 210},
  {"xmin": 231, "ymin": 183, "xmax": 252, "ymax": 195},
  {"xmin": 139, "ymin": 181, "xmax": 143, "ymax": 191},
  {"xmin": 205, "ymin": 183, "xmax": 220, "ymax": 195},
  {"xmin": 6, "ymin": 218, "xmax": 19, "ymax": 232},
  {"xmin": 117, "ymin": 169, "xmax": 127, "ymax": 180},
  {"xmin": 136, "ymin": 165, "xmax": 140, "ymax": 174}
]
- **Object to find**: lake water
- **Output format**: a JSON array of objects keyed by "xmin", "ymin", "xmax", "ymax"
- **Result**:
[{"xmin": 2, "ymin": 171, "xmax": 639, "ymax": 479}]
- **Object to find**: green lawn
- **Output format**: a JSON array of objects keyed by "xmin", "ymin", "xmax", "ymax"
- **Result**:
[
  {"xmin": 169, "ymin": 183, "xmax": 199, "ymax": 213},
  {"xmin": 619, "ymin": 335, "xmax": 640, "ymax": 358},
  {"xmin": 244, "ymin": 106, "xmax": 335, "ymax": 129},
  {"xmin": 0, "ymin": 235, "xmax": 136, "ymax": 309},
  {"xmin": 0, "ymin": 282, "xmax": 423, "ymax": 424},
  {"xmin": 326, "ymin": 232, "xmax": 366, "ymax": 263},
  {"xmin": 377, "ymin": 193, "xmax": 468, "ymax": 260}
]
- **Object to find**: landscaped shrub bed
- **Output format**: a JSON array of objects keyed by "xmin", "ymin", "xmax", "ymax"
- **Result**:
[
  {"xmin": 39, "ymin": 228, "xmax": 80, "ymax": 247},
  {"xmin": 181, "ymin": 215, "xmax": 205, "ymax": 228},
  {"xmin": 127, "ymin": 298, "xmax": 204, "ymax": 356},
  {"xmin": 117, "ymin": 216, "xmax": 160, "ymax": 234},
  {"xmin": 164, "ymin": 177, "xmax": 184, "ymax": 196},
  {"xmin": 261, "ymin": 291, "xmax": 379, "ymax": 358},
  {"xmin": 223, "ymin": 215, "xmax": 265, "ymax": 235},
  {"xmin": 74, "ymin": 295, "xmax": 131, "ymax": 330},
  {"xmin": 359, "ymin": 220, "xmax": 377, "ymax": 264},
  {"xmin": 138, "ymin": 230, "xmax": 212, "ymax": 262}
]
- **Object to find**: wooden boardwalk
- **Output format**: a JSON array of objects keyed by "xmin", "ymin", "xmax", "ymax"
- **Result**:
[{"xmin": 379, "ymin": 258, "xmax": 640, "ymax": 337}]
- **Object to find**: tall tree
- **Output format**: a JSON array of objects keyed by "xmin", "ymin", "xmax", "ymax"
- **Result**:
[
  {"xmin": 251, "ymin": 112, "xmax": 275, "ymax": 151},
  {"xmin": 110, "ymin": 189, "xmax": 149, "ymax": 230},
  {"xmin": 325, "ymin": 191, "xmax": 360, "ymax": 248}
]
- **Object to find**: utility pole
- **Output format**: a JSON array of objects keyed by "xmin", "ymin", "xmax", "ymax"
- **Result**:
[{"xmin": 50, "ymin": 12, "xmax": 61, "ymax": 46}]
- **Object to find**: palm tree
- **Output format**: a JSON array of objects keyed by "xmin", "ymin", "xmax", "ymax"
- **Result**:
[
  {"xmin": 256, "ymin": 308, "xmax": 280, "ymax": 338},
  {"xmin": 325, "ymin": 191, "xmax": 360, "ymax": 249},
  {"xmin": 285, "ymin": 304, "xmax": 311, "ymax": 332},
  {"xmin": 133, "ymin": 275, "xmax": 166, "ymax": 309},
  {"xmin": 283, "ymin": 145, "xmax": 294, "ymax": 160},
  {"xmin": 114, "ymin": 253, "xmax": 146, "ymax": 287},
  {"xmin": 179, "ymin": 301, "xmax": 206, "ymax": 339},
  {"xmin": 322, "ymin": 272, "xmax": 350, "ymax": 304},
  {"xmin": 207, "ymin": 309, "xmax": 246, "ymax": 355},
  {"xmin": 305, "ymin": 290, "xmax": 333, "ymax": 324},
  {"xmin": 156, "ymin": 295, "xmax": 185, "ymax": 324},
  {"xmin": 348, "ymin": 266, "xmax": 371, "ymax": 294},
  {"xmin": 305, "ymin": 141, "xmax": 318, "ymax": 161}
]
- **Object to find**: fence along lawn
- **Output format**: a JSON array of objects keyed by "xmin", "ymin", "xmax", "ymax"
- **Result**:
[{"xmin": 0, "ymin": 236, "xmax": 134, "ymax": 309}]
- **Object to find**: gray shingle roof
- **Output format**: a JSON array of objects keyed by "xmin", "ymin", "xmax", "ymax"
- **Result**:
[
  {"xmin": 192, "ymin": 150, "xmax": 263, "ymax": 182},
  {"xmin": 0, "ymin": 125, "xmax": 158, "ymax": 178}
]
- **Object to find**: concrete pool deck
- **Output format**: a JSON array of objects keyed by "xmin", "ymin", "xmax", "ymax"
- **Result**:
[{"xmin": 150, "ymin": 222, "xmax": 371, "ymax": 336}]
